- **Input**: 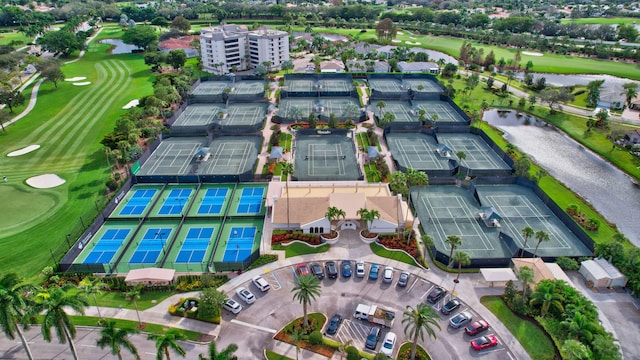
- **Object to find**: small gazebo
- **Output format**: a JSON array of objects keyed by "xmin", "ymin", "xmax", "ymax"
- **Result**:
[
  {"xmin": 366, "ymin": 146, "xmax": 379, "ymax": 161},
  {"xmin": 195, "ymin": 147, "xmax": 210, "ymax": 162},
  {"xmin": 270, "ymin": 146, "xmax": 283, "ymax": 161},
  {"xmin": 435, "ymin": 144, "xmax": 453, "ymax": 158},
  {"xmin": 478, "ymin": 206, "xmax": 502, "ymax": 228}
]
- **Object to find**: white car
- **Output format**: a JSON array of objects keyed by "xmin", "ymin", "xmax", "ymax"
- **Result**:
[
  {"xmin": 236, "ymin": 287, "xmax": 256, "ymax": 304},
  {"xmin": 222, "ymin": 298, "xmax": 242, "ymax": 314},
  {"xmin": 252, "ymin": 276, "xmax": 271, "ymax": 292},
  {"xmin": 449, "ymin": 311, "xmax": 473, "ymax": 329},
  {"xmin": 355, "ymin": 261, "xmax": 366, "ymax": 277},
  {"xmin": 382, "ymin": 266, "xmax": 394, "ymax": 283},
  {"xmin": 381, "ymin": 331, "xmax": 397, "ymax": 356}
]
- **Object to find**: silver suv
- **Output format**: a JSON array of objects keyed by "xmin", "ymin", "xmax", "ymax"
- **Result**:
[{"xmin": 252, "ymin": 276, "xmax": 271, "ymax": 292}]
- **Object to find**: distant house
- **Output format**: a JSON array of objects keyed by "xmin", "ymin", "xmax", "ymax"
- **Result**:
[
  {"xmin": 598, "ymin": 84, "xmax": 625, "ymax": 110},
  {"xmin": 625, "ymin": 129, "xmax": 640, "ymax": 144},
  {"xmin": 320, "ymin": 59, "xmax": 345, "ymax": 73},
  {"xmin": 397, "ymin": 61, "xmax": 440, "ymax": 74},
  {"xmin": 346, "ymin": 60, "xmax": 389, "ymax": 73}
]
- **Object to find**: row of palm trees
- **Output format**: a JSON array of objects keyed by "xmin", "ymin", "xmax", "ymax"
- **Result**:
[{"xmin": 520, "ymin": 226, "xmax": 551, "ymax": 258}]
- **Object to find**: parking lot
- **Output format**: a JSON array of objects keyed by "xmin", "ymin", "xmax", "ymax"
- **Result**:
[{"xmin": 219, "ymin": 261, "xmax": 515, "ymax": 359}]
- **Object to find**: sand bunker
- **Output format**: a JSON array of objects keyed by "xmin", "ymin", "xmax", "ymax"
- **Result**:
[
  {"xmin": 26, "ymin": 174, "xmax": 66, "ymax": 189},
  {"xmin": 7, "ymin": 145, "xmax": 40, "ymax": 157},
  {"xmin": 405, "ymin": 41, "xmax": 421, "ymax": 45},
  {"xmin": 65, "ymin": 77, "xmax": 87, "ymax": 82},
  {"xmin": 123, "ymin": 99, "xmax": 139, "ymax": 109},
  {"xmin": 73, "ymin": 82, "xmax": 91, "ymax": 86},
  {"xmin": 392, "ymin": 39, "xmax": 402, "ymax": 43},
  {"xmin": 522, "ymin": 51, "xmax": 543, "ymax": 57}
]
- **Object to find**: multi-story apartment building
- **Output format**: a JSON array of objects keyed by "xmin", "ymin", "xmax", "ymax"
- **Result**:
[{"xmin": 200, "ymin": 24, "xmax": 289, "ymax": 75}]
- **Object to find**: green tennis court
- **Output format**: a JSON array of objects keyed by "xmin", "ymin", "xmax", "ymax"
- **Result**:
[
  {"xmin": 172, "ymin": 104, "xmax": 224, "ymax": 127},
  {"xmin": 285, "ymin": 78, "xmax": 315, "ymax": 92},
  {"xmin": 386, "ymin": 132, "xmax": 451, "ymax": 171},
  {"xmin": 318, "ymin": 98, "xmax": 361, "ymax": 119},
  {"xmin": 413, "ymin": 100, "xmax": 466, "ymax": 123},
  {"xmin": 230, "ymin": 80, "xmax": 265, "ymax": 96},
  {"xmin": 437, "ymin": 133, "xmax": 511, "ymax": 171},
  {"xmin": 196, "ymin": 136, "xmax": 261, "ymax": 175},
  {"xmin": 369, "ymin": 78, "xmax": 406, "ymax": 94},
  {"xmin": 192, "ymin": 81, "xmax": 229, "ymax": 97},
  {"xmin": 277, "ymin": 98, "xmax": 315, "ymax": 122},
  {"xmin": 293, "ymin": 134, "xmax": 361, "ymax": 181},
  {"xmin": 164, "ymin": 219, "xmax": 223, "ymax": 273},
  {"xmin": 149, "ymin": 185, "xmax": 196, "ymax": 217},
  {"xmin": 380, "ymin": 101, "xmax": 418, "ymax": 123},
  {"xmin": 223, "ymin": 103, "xmax": 267, "ymax": 127},
  {"xmin": 190, "ymin": 184, "xmax": 235, "ymax": 217},
  {"xmin": 75, "ymin": 221, "xmax": 138, "ymax": 265},
  {"xmin": 137, "ymin": 137, "xmax": 208, "ymax": 176},
  {"xmin": 403, "ymin": 79, "xmax": 441, "ymax": 93}
]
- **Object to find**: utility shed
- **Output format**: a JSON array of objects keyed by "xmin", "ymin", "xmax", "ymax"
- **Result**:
[
  {"xmin": 593, "ymin": 258, "xmax": 627, "ymax": 288},
  {"xmin": 579, "ymin": 260, "xmax": 610, "ymax": 288}
]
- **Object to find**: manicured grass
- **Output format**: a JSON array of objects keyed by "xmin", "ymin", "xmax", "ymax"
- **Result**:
[
  {"xmin": 93, "ymin": 290, "xmax": 175, "ymax": 310},
  {"xmin": 370, "ymin": 242, "xmax": 420, "ymax": 267},
  {"xmin": 0, "ymin": 30, "xmax": 31, "ymax": 46},
  {"xmin": 560, "ymin": 17, "xmax": 640, "ymax": 25},
  {"xmin": 0, "ymin": 25, "xmax": 155, "ymax": 276},
  {"xmin": 265, "ymin": 350, "xmax": 293, "ymax": 360},
  {"xmin": 397, "ymin": 342, "xmax": 431, "ymax": 360},
  {"xmin": 480, "ymin": 296, "xmax": 556, "ymax": 360},
  {"xmin": 364, "ymin": 163, "xmax": 382, "ymax": 182},
  {"xmin": 272, "ymin": 242, "xmax": 330, "ymax": 258}
]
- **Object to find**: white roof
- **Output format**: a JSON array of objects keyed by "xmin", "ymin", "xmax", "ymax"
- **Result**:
[
  {"xmin": 125, "ymin": 268, "xmax": 176, "ymax": 283},
  {"xmin": 480, "ymin": 268, "xmax": 517, "ymax": 282},
  {"xmin": 544, "ymin": 262, "xmax": 573, "ymax": 285},
  {"xmin": 580, "ymin": 260, "xmax": 609, "ymax": 280},
  {"xmin": 593, "ymin": 258, "xmax": 625, "ymax": 279}
]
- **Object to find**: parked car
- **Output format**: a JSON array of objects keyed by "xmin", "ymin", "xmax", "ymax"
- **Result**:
[
  {"xmin": 310, "ymin": 262, "xmax": 324, "ymax": 280},
  {"xmin": 465, "ymin": 320, "xmax": 490, "ymax": 336},
  {"xmin": 397, "ymin": 271, "xmax": 410, "ymax": 287},
  {"xmin": 296, "ymin": 263, "xmax": 310, "ymax": 276},
  {"xmin": 470, "ymin": 334, "xmax": 498, "ymax": 351},
  {"xmin": 365, "ymin": 326, "xmax": 382, "ymax": 350},
  {"xmin": 441, "ymin": 299, "xmax": 461, "ymax": 315},
  {"xmin": 341, "ymin": 260, "xmax": 352, "ymax": 278},
  {"xmin": 426, "ymin": 286, "xmax": 447, "ymax": 304},
  {"xmin": 449, "ymin": 311, "xmax": 473, "ymax": 328},
  {"xmin": 223, "ymin": 299, "xmax": 242, "ymax": 314},
  {"xmin": 369, "ymin": 263, "xmax": 380, "ymax": 280},
  {"xmin": 236, "ymin": 287, "xmax": 255, "ymax": 304},
  {"xmin": 355, "ymin": 261, "xmax": 366, "ymax": 277},
  {"xmin": 380, "ymin": 331, "xmax": 397, "ymax": 356},
  {"xmin": 325, "ymin": 261, "xmax": 338, "ymax": 279},
  {"xmin": 326, "ymin": 314, "xmax": 343, "ymax": 335},
  {"xmin": 383, "ymin": 266, "xmax": 394, "ymax": 283},
  {"xmin": 252, "ymin": 276, "xmax": 270, "ymax": 292}
]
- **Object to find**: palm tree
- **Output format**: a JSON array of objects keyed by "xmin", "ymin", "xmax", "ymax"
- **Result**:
[
  {"xmin": 376, "ymin": 100, "xmax": 386, "ymax": 117},
  {"xmin": 124, "ymin": 285, "xmax": 143, "ymax": 324},
  {"xmin": 402, "ymin": 303, "xmax": 441, "ymax": 360},
  {"xmin": 357, "ymin": 208, "xmax": 380, "ymax": 236},
  {"xmin": 517, "ymin": 266, "xmax": 535, "ymax": 299},
  {"xmin": 33, "ymin": 285, "xmax": 89, "ymax": 360},
  {"xmin": 289, "ymin": 327, "xmax": 304, "ymax": 360},
  {"xmin": 79, "ymin": 276, "xmax": 107, "ymax": 320},
  {"xmin": 533, "ymin": 230, "xmax": 550, "ymax": 258},
  {"xmin": 445, "ymin": 235, "xmax": 462, "ymax": 267},
  {"xmin": 337, "ymin": 339, "xmax": 353, "ymax": 360},
  {"xmin": 280, "ymin": 161, "xmax": 295, "ymax": 231},
  {"xmin": 529, "ymin": 283, "xmax": 564, "ymax": 318},
  {"xmin": 291, "ymin": 274, "xmax": 321, "ymax": 328},
  {"xmin": 562, "ymin": 311, "xmax": 600, "ymax": 343},
  {"xmin": 148, "ymin": 329, "xmax": 187, "ymax": 360},
  {"xmin": 520, "ymin": 226, "xmax": 534, "ymax": 257},
  {"xmin": 0, "ymin": 273, "xmax": 36, "ymax": 360},
  {"xmin": 96, "ymin": 320, "xmax": 140, "ymax": 360},
  {"xmin": 621, "ymin": 82, "xmax": 638, "ymax": 108},
  {"xmin": 404, "ymin": 169, "xmax": 428, "ymax": 237},
  {"xmin": 325, "ymin": 206, "xmax": 346, "ymax": 236},
  {"xmin": 198, "ymin": 340, "xmax": 238, "ymax": 360},
  {"xmin": 453, "ymin": 251, "xmax": 471, "ymax": 283},
  {"xmin": 456, "ymin": 151, "xmax": 468, "ymax": 177},
  {"xmin": 421, "ymin": 234, "xmax": 434, "ymax": 256}
]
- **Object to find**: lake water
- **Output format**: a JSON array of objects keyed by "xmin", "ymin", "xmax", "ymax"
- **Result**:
[
  {"xmin": 515, "ymin": 72, "xmax": 640, "ymax": 92},
  {"xmin": 99, "ymin": 39, "xmax": 140, "ymax": 54},
  {"xmin": 483, "ymin": 109, "xmax": 640, "ymax": 246}
]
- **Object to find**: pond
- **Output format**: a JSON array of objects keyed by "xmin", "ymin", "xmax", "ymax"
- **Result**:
[
  {"xmin": 514, "ymin": 72, "xmax": 640, "ymax": 92},
  {"xmin": 483, "ymin": 109, "xmax": 640, "ymax": 246},
  {"xmin": 99, "ymin": 38, "xmax": 140, "ymax": 54}
]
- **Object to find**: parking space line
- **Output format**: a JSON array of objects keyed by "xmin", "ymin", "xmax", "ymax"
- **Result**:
[
  {"xmin": 230, "ymin": 319, "xmax": 277, "ymax": 334},
  {"xmin": 406, "ymin": 278, "xmax": 419, "ymax": 293},
  {"xmin": 421, "ymin": 284, "xmax": 435, "ymax": 300}
]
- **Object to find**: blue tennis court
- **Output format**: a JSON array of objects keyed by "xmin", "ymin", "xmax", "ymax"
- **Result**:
[
  {"xmin": 84, "ymin": 229, "xmax": 130, "ymax": 264},
  {"xmin": 129, "ymin": 228, "xmax": 172, "ymax": 264},
  {"xmin": 237, "ymin": 188, "xmax": 264, "ymax": 214},
  {"xmin": 159, "ymin": 189, "xmax": 193, "ymax": 215},
  {"xmin": 176, "ymin": 227, "xmax": 214, "ymax": 263},
  {"xmin": 223, "ymin": 227, "xmax": 256, "ymax": 262},
  {"xmin": 198, "ymin": 188, "xmax": 228, "ymax": 215},
  {"xmin": 120, "ymin": 189, "xmax": 156, "ymax": 216}
]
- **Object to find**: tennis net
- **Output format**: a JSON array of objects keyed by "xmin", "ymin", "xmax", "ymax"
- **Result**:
[
  {"xmin": 427, "ymin": 215, "xmax": 551, "ymax": 223},
  {"xmin": 304, "ymin": 154, "xmax": 347, "ymax": 160}
]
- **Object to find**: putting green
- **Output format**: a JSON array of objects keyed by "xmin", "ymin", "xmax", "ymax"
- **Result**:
[{"xmin": 0, "ymin": 185, "xmax": 60, "ymax": 237}]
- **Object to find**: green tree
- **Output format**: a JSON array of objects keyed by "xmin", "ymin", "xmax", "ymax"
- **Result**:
[
  {"xmin": 0, "ymin": 273, "xmax": 36, "ymax": 360},
  {"xmin": 124, "ymin": 285, "xmax": 143, "ymax": 324},
  {"xmin": 289, "ymin": 327, "xmax": 304, "ymax": 360},
  {"xmin": 308, "ymin": 112, "xmax": 318, "ymax": 129},
  {"xmin": 517, "ymin": 266, "xmax": 534, "ymax": 299},
  {"xmin": 586, "ymin": 80, "xmax": 604, "ymax": 108},
  {"xmin": 291, "ymin": 274, "xmax": 321, "ymax": 328},
  {"xmin": 0, "ymin": 89, "xmax": 25, "ymax": 113},
  {"xmin": 452, "ymin": 251, "xmax": 471, "ymax": 282},
  {"xmin": 122, "ymin": 26, "xmax": 158, "ymax": 51},
  {"xmin": 79, "ymin": 277, "xmax": 107, "ymax": 320},
  {"xmin": 405, "ymin": 168, "xmax": 428, "ymax": 234},
  {"xmin": 533, "ymin": 230, "xmax": 550, "ymax": 258},
  {"xmin": 280, "ymin": 161, "xmax": 294, "ymax": 230},
  {"xmin": 445, "ymin": 235, "xmax": 462, "ymax": 267},
  {"xmin": 198, "ymin": 340, "xmax": 238, "ymax": 360},
  {"xmin": 357, "ymin": 208, "xmax": 380, "ymax": 236},
  {"xmin": 514, "ymin": 156, "xmax": 531, "ymax": 177},
  {"xmin": 170, "ymin": 16, "xmax": 191, "ymax": 33},
  {"xmin": 520, "ymin": 226, "xmax": 534, "ymax": 257},
  {"xmin": 148, "ymin": 329, "xmax": 187, "ymax": 360},
  {"xmin": 33, "ymin": 285, "xmax": 89, "ymax": 360},
  {"xmin": 617, "ymin": 24, "xmax": 639, "ymax": 42},
  {"xmin": 166, "ymin": 49, "xmax": 187, "ymax": 70},
  {"xmin": 402, "ymin": 303, "xmax": 441, "ymax": 360},
  {"xmin": 151, "ymin": 16, "xmax": 170, "ymax": 27},
  {"xmin": 456, "ymin": 151, "xmax": 467, "ymax": 177},
  {"xmin": 40, "ymin": 62, "xmax": 65, "ymax": 89},
  {"xmin": 96, "ymin": 320, "xmax": 140, "ymax": 360},
  {"xmin": 37, "ymin": 30, "xmax": 82, "ymax": 56},
  {"xmin": 561, "ymin": 311, "xmax": 600, "ymax": 343},
  {"xmin": 621, "ymin": 82, "xmax": 639, "ymax": 108},
  {"xmin": 560, "ymin": 339, "xmax": 591, "ymax": 360},
  {"xmin": 375, "ymin": 18, "xmax": 396, "ymax": 43},
  {"xmin": 145, "ymin": 52, "xmax": 166, "ymax": 72},
  {"xmin": 198, "ymin": 288, "xmax": 227, "ymax": 320},
  {"xmin": 325, "ymin": 206, "xmax": 346, "ymax": 236},
  {"xmin": 281, "ymin": 60, "xmax": 294, "ymax": 74},
  {"xmin": 288, "ymin": 105, "xmax": 304, "ymax": 123},
  {"xmin": 380, "ymin": 111, "xmax": 395, "ymax": 127},
  {"xmin": 529, "ymin": 282, "xmax": 564, "ymax": 318},
  {"xmin": 375, "ymin": 100, "xmax": 386, "ymax": 117}
]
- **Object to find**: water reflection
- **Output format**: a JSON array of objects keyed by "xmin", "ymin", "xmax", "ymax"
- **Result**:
[
  {"xmin": 99, "ymin": 39, "xmax": 140, "ymax": 54},
  {"xmin": 514, "ymin": 72, "xmax": 640, "ymax": 92},
  {"xmin": 483, "ymin": 109, "xmax": 640, "ymax": 245}
]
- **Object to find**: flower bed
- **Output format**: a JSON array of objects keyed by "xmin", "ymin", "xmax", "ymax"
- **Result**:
[
  {"xmin": 272, "ymin": 231, "xmax": 322, "ymax": 246},
  {"xmin": 377, "ymin": 233, "xmax": 420, "ymax": 259},
  {"xmin": 273, "ymin": 313, "xmax": 334, "ymax": 358}
]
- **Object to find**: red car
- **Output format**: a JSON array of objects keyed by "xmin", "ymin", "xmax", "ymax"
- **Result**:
[
  {"xmin": 465, "ymin": 320, "xmax": 490, "ymax": 336},
  {"xmin": 296, "ymin": 263, "xmax": 310, "ymax": 276},
  {"xmin": 470, "ymin": 334, "xmax": 498, "ymax": 351}
]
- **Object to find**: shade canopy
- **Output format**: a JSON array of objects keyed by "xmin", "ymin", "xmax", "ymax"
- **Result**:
[{"xmin": 125, "ymin": 268, "xmax": 176, "ymax": 286}]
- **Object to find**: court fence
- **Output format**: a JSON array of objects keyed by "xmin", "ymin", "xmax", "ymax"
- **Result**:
[
  {"xmin": 211, "ymin": 250, "xmax": 260, "ymax": 272},
  {"xmin": 274, "ymin": 96, "xmax": 366, "ymax": 124},
  {"xmin": 281, "ymin": 74, "xmax": 356, "ymax": 98}
]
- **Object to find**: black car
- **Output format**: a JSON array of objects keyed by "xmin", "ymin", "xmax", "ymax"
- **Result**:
[
  {"xmin": 441, "ymin": 298, "xmax": 461, "ymax": 315},
  {"xmin": 365, "ymin": 326, "xmax": 382, "ymax": 350},
  {"xmin": 310, "ymin": 262, "xmax": 324, "ymax": 280},
  {"xmin": 326, "ymin": 314, "xmax": 343, "ymax": 335},
  {"xmin": 426, "ymin": 286, "xmax": 447, "ymax": 304},
  {"xmin": 325, "ymin": 261, "xmax": 338, "ymax": 279}
]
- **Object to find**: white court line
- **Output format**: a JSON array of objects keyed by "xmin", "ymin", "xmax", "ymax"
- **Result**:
[{"xmin": 230, "ymin": 319, "xmax": 277, "ymax": 334}]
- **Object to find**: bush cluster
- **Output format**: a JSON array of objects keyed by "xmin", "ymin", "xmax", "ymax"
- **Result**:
[{"xmin": 271, "ymin": 231, "xmax": 322, "ymax": 246}]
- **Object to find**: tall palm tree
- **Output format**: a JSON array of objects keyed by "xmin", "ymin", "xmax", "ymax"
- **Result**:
[
  {"xmin": 291, "ymin": 274, "xmax": 321, "ymax": 328},
  {"xmin": 96, "ymin": 320, "xmax": 140, "ymax": 360},
  {"xmin": 79, "ymin": 276, "xmax": 107, "ymax": 320},
  {"xmin": 33, "ymin": 285, "xmax": 89, "ymax": 360},
  {"xmin": 520, "ymin": 226, "xmax": 534, "ymax": 257},
  {"xmin": 421, "ymin": 234, "xmax": 434, "ymax": 256},
  {"xmin": 124, "ymin": 285, "xmax": 143, "ymax": 324},
  {"xmin": 533, "ymin": 230, "xmax": 550, "ymax": 258},
  {"xmin": 456, "ymin": 151, "xmax": 468, "ymax": 177},
  {"xmin": 325, "ymin": 206, "xmax": 346, "ymax": 236},
  {"xmin": 529, "ymin": 283, "xmax": 564, "ymax": 318},
  {"xmin": 453, "ymin": 251, "xmax": 471, "ymax": 283},
  {"xmin": 621, "ymin": 82, "xmax": 638, "ymax": 108},
  {"xmin": 198, "ymin": 340, "xmax": 238, "ymax": 360},
  {"xmin": 148, "ymin": 329, "xmax": 187, "ymax": 360},
  {"xmin": 357, "ymin": 208, "xmax": 380, "ymax": 236},
  {"xmin": 376, "ymin": 100, "xmax": 386, "ymax": 117},
  {"xmin": 280, "ymin": 161, "xmax": 295, "ymax": 231},
  {"xmin": 402, "ymin": 303, "xmax": 441, "ymax": 360},
  {"xmin": 0, "ymin": 273, "xmax": 36, "ymax": 360},
  {"xmin": 445, "ymin": 235, "xmax": 462, "ymax": 267},
  {"xmin": 517, "ymin": 266, "xmax": 535, "ymax": 299},
  {"xmin": 562, "ymin": 311, "xmax": 600, "ymax": 344}
]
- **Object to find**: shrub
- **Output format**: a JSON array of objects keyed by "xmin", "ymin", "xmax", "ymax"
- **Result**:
[
  {"xmin": 308, "ymin": 330, "xmax": 323, "ymax": 345},
  {"xmin": 556, "ymin": 257, "xmax": 579, "ymax": 271},
  {"xmin": 345, "ymin": 346, "xmax": 360, "ymax": 360},
  {"xmin": 106, "ymin": 179, "xmax": 118, "ymax": 191}
]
